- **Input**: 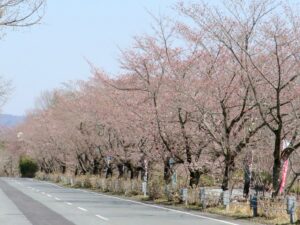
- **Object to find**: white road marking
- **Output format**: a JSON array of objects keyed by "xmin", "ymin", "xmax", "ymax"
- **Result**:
[
  {"xmin": 66, "ymin": 202, "xmax": 73, "ymax": 206},
  {"xmin": 78, "ymin": 207, "xmax": 88, "ymax": 212},
  {"xmin": 96, "ymin": 214, "xmax": 109, "ymax": 221},
  {"xmin": 55, "ymin": 197, "xmax": 61, "ymax": 201},
  {"xmin": 38, "ymin": 180, "xmax": 238, "ymax": 225},
  {"xmin": 42, "ymin": 181, "xmax": 64, "ymax": 189},
  {"xmin": 47, "ymin": 194, "xmax": 52, "ymax": 198},
  {"xmin": 94, "ymin": 193, "xmax": 239, "ymax": 225}
]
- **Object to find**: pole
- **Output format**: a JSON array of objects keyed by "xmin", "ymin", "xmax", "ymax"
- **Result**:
[{"xmin": 143, "ymin": 159, "xmax": 148, "ymax": 197}]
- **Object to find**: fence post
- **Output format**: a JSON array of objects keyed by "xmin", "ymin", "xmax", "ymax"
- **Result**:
[
  {"xmin": 200, "ymin": 187, "xmax": 206, "ymax": 209},
  {"xmin": 222, "ymin": 190, "xmax": 230, "ymax": 211},
  {"xmin": 250, "ymin": 194, "xmax": 258, "ymax": 217},
  {"xmin": 172, "ymin": 172, "xmax": 177, "ymax": 189},
  {"xmin": 142, "ymin": 182, "xmax": 147, "ymax": 197},
  {"xmin": 142, "ymin": 159, "xmax": 148, "ymax": 197},
  {"xmin": 181, "ymin": 188, "xmax": 188, "ymax": 206},
  {"xmin": 287, "ymin": 196, "xmax": 297, "ymax": 224},
  {"xmin": 165, "ymin": 185, "xmax": 172, "ymax": 200}
]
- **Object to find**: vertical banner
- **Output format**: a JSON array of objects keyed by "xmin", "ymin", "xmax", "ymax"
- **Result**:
[
  {"xmin": 279, "ymin": 140, "xmax": 290, "ymax": 194},
  {"xmin": 279, "ymin": 160, "xmax": 289, "ymax": 194}
]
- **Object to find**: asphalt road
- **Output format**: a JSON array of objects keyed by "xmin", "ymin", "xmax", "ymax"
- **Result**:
[{"xmin": 0, "ymin": 177, "xmax": 254, "ymax": 225}]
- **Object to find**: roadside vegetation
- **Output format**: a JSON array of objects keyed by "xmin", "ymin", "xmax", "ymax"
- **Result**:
[{"xmin": 19, "ymin": 156, "xmax": 38, "ymax": 178}]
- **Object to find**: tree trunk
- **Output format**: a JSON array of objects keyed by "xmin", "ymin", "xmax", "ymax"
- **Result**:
[
  {"xmin": 243, "ymin": 162, "xmax": 251, "ymax": 198},
  {"xmin": 117, "ymin": 164, "xmax": 124, "ymax": 178},
  {"xmin": 189, "ymin": 170, "xmax": 201, "ymax": 187},
  {"xmin": 61, "ymin": 164, "xmax": 66, "ymax": 174},
  {"xmin": 272, "ymin": 132, "xmax": 282, "ymax": 196},
  {"xmin": 164, "ymin": 160, "xmax": 172, "ymax": 185},
  {"xmin": 93, "ymin": 159, "xmax": 100, "ymax": 175},
  {"xmin": 130, "ymin": 167, "xmax": 139, "ymax": 179},
  {"xmin": 140, "ymin": 168, "xmax": 146, "ymax": 181},
  {"xmin": 125, "ymin": 163, "xmax": 138, "ymax": 179},
  {"xmin": 77, "ymin": 154, "xmax": 88, "ymax": 175},
  {"xmin": 105, "ymin": 166, "xmax": 113, "ymax": 178},
  {"xmin": 222, "ymin": 154, "xmax": 235, "ymax": 191}
]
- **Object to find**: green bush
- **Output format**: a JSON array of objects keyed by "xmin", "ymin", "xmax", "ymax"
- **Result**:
[
  {"xmin": 290, "ymin": 183, "xmax": 300, "ymax": 194},
  {"xmin": 19, "ymin": 156, "xmax": 38, "ymax": 178},
  {"xmin": 200, "ymin": 175, "xmax": 215, "ymax": 187},
  {"xmin": 256, "ymin": 171, "xmax": 272, "ymax": 188}
]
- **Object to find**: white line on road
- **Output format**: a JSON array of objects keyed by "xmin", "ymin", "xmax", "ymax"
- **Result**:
[
  {"xmin": 39, "ymin": 180, "xmax": 238, "ymax": 225},
  {"xmin": 66, "ymin": 202, "xmax": 73, "ymax": 206},
  {"xmin": 55, "ymin": 197, "xmax": 61, "ymax": 201},
  {"xmin": 47, "ymin": 194, "xmax": 52, "ymax": 198},
  {"xmin": 94, "ymin": 193, "xmax": 239, "ymax": 225},
  {"xmin": 78, "ymin": 207, "xmax": 88, "ymax": 212},
  {"xmin": 43, "ymin": 181, "xmax": 64, "ymax": 189},
  {"xmin": 96, "ymin": 214, "xmax": 109, "ymax": 221}
]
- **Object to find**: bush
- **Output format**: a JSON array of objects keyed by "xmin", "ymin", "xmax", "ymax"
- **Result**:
[
  {"xmin": 200, "ymin": 175, "xmax": 215, "ymax": 187},
  {"xmin": 290, "ymin": 183, "xmax": 300, "ymax": 194},
  {"xmin": 82, "ymin": 176, "xmax": 92, "ymax": 188},
  {"xmin": 19, "ymin": 156, "xmax": 38, "ymax": 178},
  {"xmin": 148, "ymin": 178, "xmax": 164, "ymax": 200}
]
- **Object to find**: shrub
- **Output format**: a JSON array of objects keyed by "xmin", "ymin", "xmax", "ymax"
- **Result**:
[
  {"xmin": 200, "ymin": 175, "xmax": 215, "ymax": 187},
  {"xmin": 73, "ymin": 177, "xmax": 82, "ymax": 188},
  {"xmin": 148, "ymin": 178, "xmax": 164, "ymax": 200},
  {"xmin": 19, "ymin": 156, "xmax": 38, "ymax": 178},
  {"xmin": 83, "ymin": 176, "xmax": 92, "ymax": 188},
  {"xmin": 290, "ymin": 183, "xmax": 300, "ymax": 194}
]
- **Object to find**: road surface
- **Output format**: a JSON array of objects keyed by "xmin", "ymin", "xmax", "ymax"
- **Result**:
[{"xmin": 0, "ymin": 177, "xmax": 254, "ymax": 225}]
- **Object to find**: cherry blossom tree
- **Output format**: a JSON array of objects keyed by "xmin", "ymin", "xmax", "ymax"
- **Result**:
[
  {"xmin": 178, "ymin": 0, "xmax": 300, "ymax": 194},
  {"xmin": 0, "ymin": 0, "xmax": 45, "ymax": 29}
]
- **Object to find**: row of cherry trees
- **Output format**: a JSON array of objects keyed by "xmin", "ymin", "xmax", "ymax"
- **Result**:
[
  {"xmin": 4, "ymin": 0, "xmax": 300, "ymax": 195},
  {"xmin": 0, "ymin": 0, "xmax": 46, "ymax": 176}
]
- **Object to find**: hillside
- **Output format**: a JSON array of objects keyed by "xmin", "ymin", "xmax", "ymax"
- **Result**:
[{"xmin": 0, "ymin": 114, "xmax": 25, "ymax": 127}]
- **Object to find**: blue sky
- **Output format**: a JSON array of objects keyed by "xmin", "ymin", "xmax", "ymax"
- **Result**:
[
  {"xmin": 0, "ymin": 0, "xmax": 176, "ymax": 115},
  {"xmin": 2, "ymin": 0, "xmax": 293, "ymax": 116}
]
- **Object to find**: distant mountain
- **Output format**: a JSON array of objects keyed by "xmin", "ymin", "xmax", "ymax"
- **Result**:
[{"xmin": 0, "ymin": 114, "xmax": 25, "ymax": 127}]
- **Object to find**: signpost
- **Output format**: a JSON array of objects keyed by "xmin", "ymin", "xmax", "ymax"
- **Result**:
[
  {"xmin": 223, "ymin": 190, "xmax": 230, "ymax": 211},
  {"xmin": 287, "ymin": 196, "xmax": 297, "ymax": 224},
  {"xmin": 143, "ymin": 159, "xmax": 148, "ymax": 197},
  {"xmin": 142, "ymin": 182, "xmax": 147, "ymax": 197},
  {"xmin": 250, "ymin": 195, "xmax": 258, "ymax": 217},
  {"xmin": 200, "ymin": 187, "xmax": 206, "ymax": 209},
  {"xmin": 181, "ymin": 188, "xmax": 188, "ymax": 206}
]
